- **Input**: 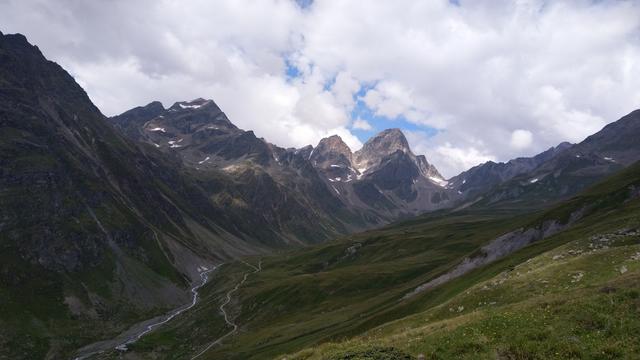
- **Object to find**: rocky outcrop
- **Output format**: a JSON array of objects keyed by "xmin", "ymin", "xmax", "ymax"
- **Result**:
[
  {"xmin": 310, "ymin": 135, "xmax": 354, "ymax": 168},
  {"xmin": 354, "ymin": 128, "xmax": 411, "ymax": 170},
  {"xmin": 112, "ymin": 104, "xmax": 459, "ymax": 231},
  {"xmin": 404, "ymin": 206, "xmax": 587, "ymax": 299},
  {"xmin": 303, "ymin": 129, "xmax": 457, "ymax": 217}
]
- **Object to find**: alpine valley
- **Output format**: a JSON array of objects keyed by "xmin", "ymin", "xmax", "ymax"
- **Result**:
[{"xmin": 1, "ymin": 31, "xmax": 640, "ymax": 360}]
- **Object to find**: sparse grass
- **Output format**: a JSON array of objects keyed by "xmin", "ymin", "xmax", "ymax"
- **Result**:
[{"xmin": 287, "ymin": 206, "xmax": 640, "ymax": 360}]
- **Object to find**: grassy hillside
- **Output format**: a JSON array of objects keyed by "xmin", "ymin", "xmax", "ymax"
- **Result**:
[
  {"xmin": 100, "ymin": 208, "xmax": 530, "ymax": 359},
  {"xmin": 109, "ymin": 162, "xmax": 640, "ymax": 360},
  {"xmin": 291, "ymin": 214, "xmax": 640, "ymax": 359},
  {"xmin": 289, "ymin": 163, "xmax": 640, "ymax": 359}
]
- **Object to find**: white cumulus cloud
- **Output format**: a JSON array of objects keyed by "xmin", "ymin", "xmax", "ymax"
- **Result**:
[
  {"xmin": 2, "ymin": 0, "xmax": 639, "ymax": 176},
  {"xmin": 510, "ymin": 129, "xmax": 533, "ymax": 150},
  {"xmin": 352, "ymin": 118, "xmax": 373, "ymax": 131}
]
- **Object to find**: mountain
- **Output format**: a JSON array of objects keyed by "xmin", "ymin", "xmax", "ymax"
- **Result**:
[
  {"xmin": 111, "ymin": 104, "xmax": 457, "ymax": 226},
  {"xmin": 0, "ymin": 31, "xmax": 228, "ymax": 358},
  {"xmin": 111, "ymin": 97, "xmax": 367, "ymax": 246},
  {"xmin": 475, "ymin": 110, "xmax": 640, "ymax": 208},
  {"xmin": 449, "ymin": 141, "xmax": 572, "ymax": 199},
  {"xmin": 354, "ymin": 128, "xmax": 442, "ymax": 180},
  {"xmin": 307, "ymin": 129, "xmax": 454, "ymax": 216}
]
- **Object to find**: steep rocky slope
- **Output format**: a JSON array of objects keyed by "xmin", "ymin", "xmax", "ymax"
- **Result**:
[
  {"xmin": 0, "ymin": 31, "xmax": 221, "ymax": 358},
  {"xmin": 449, "ymin": 142, "xmax": 572, "ymax": 199},
  {"xmin": 0, "ymin": 30, "xmax": 315, "ymax": 359},
  {"xmin": 111, "ymin": 103, "xmax": 458, "ymax": 227},
  {"xmin": 474, "ymin": 110, "xmax": 640, "ymax": 208},
  {"xmin": 311, "ymin": 129, "xmax": 455, "ymax": 216}
]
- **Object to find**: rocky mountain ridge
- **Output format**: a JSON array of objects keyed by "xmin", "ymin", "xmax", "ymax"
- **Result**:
[
  {"xmin": 467, "ymin": 109, "xmax": 640, "ymax": 208},
  {"xmin": 448, "ymin": 141, "xmax": 573, "ymax": 199},
  {"xmin": 111, "ymin": 99, "xmax": 459, "ymax": 224},
  {"xmin": 113, "ymin": 94, "xmax": 640, "ymax": 219}
]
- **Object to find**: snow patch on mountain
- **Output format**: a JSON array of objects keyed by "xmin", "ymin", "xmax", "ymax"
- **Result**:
[{"xmin": 429, "ymin": 176, "xmax": 448, "ymax": 187}]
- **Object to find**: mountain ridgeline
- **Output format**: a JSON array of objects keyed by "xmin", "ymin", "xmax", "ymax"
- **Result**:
[
  {"xmin": 2, "ymin": 30, "xmax": 640, "ymax": 359},
  {"xmin": 110, "ymin": 99, "xmax": 458, "ymax": 225},
  {"xmin": 453, "ymin": 109, "xmax": 640, "ymax": 209}
]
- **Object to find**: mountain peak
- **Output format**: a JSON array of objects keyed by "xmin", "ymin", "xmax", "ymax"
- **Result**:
[
  {"xmin": 169, "ymin": 98, "xmax": 219, "ymax": 111},
  {"xmin": 355, "ymin": 128, "xmax": 412, "ymax": 170},
  {"xmin": 311, "ymin": 134, "xmax": 353, "ymax": 167},
  {"xmin": 144, "ymin": 100, "xmax": 165, "ymax": 112},
  {"xmin": 115, "ymin": 100, "xmax": 165, "ymax": 122},
  {"xmin": 360, "ymin": 128, "xmax": 411, "ymax": 155},
  {"xmin": 379, "ymin": 127, "xmax": 404, "ymax": 137},
  {"xmin": 1, "ymin": 32, "xmax": 29, "ymax": 45},
  {"xmin": 317, "ymin": 135, "xmax": 351, "ymax": 152}
]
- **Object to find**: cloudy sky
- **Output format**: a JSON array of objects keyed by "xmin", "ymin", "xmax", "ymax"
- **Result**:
[{"xmin": 2, "ymin": 0, "xmax": 639, "ymax": 177}]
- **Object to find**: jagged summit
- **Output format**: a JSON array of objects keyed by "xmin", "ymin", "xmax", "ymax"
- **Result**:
[
  {"xmin": 127, "ymin": 101, "xmax": 166, "ymax": 116},
  {"xmin": 168, "ymin": 98, "xmax": 220, "ymax": 112},
  {"xmin": 353, "ymin": 128, "xmax": 419, "ymax": 177},
  {"xmin": 310, "ymin": 135, "xmax": 354, "ymax": 168},
  {"xmin": 305, "ymin": 127, "xmax": 452, "ymax": 208},
  {"xmin": 111, "ymin": 92, "xmax": 456, "ymax": 221},
  {"xmin": 355, "ymin": 128, "xmax": 412, "ymax": 165}
]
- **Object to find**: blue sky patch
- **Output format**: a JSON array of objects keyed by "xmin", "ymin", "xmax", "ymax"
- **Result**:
[
  {"xmin": 283, "ymin": 62, "xmax": 439, "ymax": 145},
  {"xmin": 284, "ymin": 59, "xmax": 301, "ymax": 81},
  {"xmin": 295, "ymin": 0, "xmax": 313, "ymax": 9},
  {"xmin": 350, "ymin": 97, "xmax": 438, "ymax": 144}
]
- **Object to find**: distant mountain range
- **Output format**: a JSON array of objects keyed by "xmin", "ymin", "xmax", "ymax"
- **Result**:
[
  {"xmin": 111, "ymin": 92, "xmax": 640, "ymax": 219},
  {"xmin": 2, "ymin": 30, "xmax": 640, "ymax": 359},
  {"xmin": 111, "ymin": 99, "xmax": 458, "ymax": 228},
  {"xmin": 455, "ymin": 109, "xmax": 640, "ymax": 209}
]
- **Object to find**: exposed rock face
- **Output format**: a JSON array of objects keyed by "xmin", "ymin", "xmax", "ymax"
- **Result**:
[
  {"xmin": 416, "ymin": 154, "xmax": 444, "ymax": 179},
  {"xmin": 470, "ymin": 110, "xmax": 640, "ymax": 208},
  {"xmin": 354, "ymin": 128, "xmax": 412, "ymax": 172},
  {"xmin": 113, "ymin": 105, "xmax": 458, "ymax": 227},
  {"xmin": 302, "ymin": 129, "xmax": 457, "ymax": 216},
  {"xmin": 405, "ymin": 206, "xmax": 587, "ymax": 299},
  {"xmin": 449, "ymin": 142, "xmax": 572, "ymax": 199},
  {"xmin": 109, "ymin": 101, "xmax": 165, "ymax": 141},
  {"xmin": 112, "ymin": 100, "xmax": 362, "ymax": 245},
  {"xmin": 354, "ymin": 128, "xmax": 443, "ymax": 180},
  {"xmin": 311, "ymin": 135, "xmax": 354, "ymax": 167},
  {"xmin": 310, "ymin": 135, "xmax": 359, "ymax": 184}
]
